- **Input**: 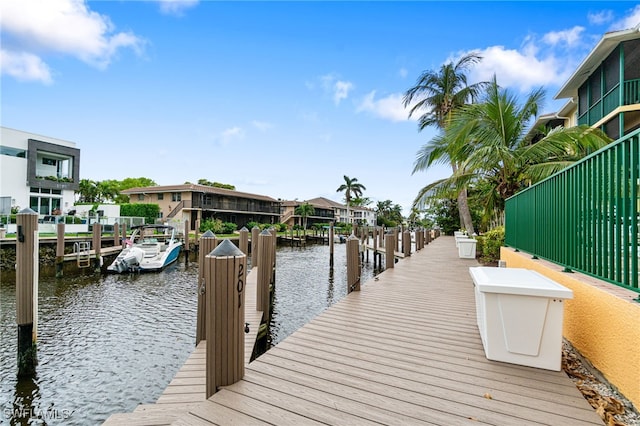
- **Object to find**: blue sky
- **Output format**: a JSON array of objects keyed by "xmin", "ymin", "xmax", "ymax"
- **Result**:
[{"xmin": 2, "ymin": 1, "xmax": 639, "ymax": 215}]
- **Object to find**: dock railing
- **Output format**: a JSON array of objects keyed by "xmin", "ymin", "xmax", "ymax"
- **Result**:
[{"xmin": 505, "ymin": 128, "xmax": 640, "ymax": 293}]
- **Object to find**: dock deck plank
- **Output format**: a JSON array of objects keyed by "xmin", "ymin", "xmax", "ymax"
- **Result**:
[{"xmin": 104, "ymin": 236, "xmax": 602, "ymax": 425}]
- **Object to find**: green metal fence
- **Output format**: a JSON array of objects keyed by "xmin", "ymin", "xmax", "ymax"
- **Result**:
[{"xmin": 505, "ymin": 128, "xmax": 640, "ymax": 293}]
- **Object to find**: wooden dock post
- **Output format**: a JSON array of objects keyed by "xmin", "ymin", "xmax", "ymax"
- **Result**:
[
  {"xmin": 402, "ymin": 229, "xmax": 411, "ymax": 258},
  {"xmin": 121, "ymin": 223, "xmax": 127, "ymax": 248},
  {"xmin": 195, "ymin": 219, "xmax": 200, "ymax": 244},
  {"xmin": 92, "ymin": 223, "xmax": 102, "ymax": 272},
  {"xmin": 197, "ymin": 230, "xmax": 218, "ymax": 345},
  {"xmin": 56, "ymin": 223, "xmax": 65, "ymax": 278},
  {"xmin": 329, "ymin": 222, "xmax": 334, "ymax": 267},
  {"xmin": 372, "ymin": 226, "xmax": 378, "ymax": 268},
  {"xmin": 251, "ymin": 226, "xmax": 260, "ymax": 267},
  {"xmin": 394, "ymin": 227, "xmax": 400, "ymax": 252},
  {"xmin": 269, "ymin": 227, "xmax": 277, "ymax": 288},
  {"xmin": 256, "ymin": 230, "xmax": 274, "ymax": 319},
  {"xmin": 16, "ymin": 208, "xmax": 38, "ymax": 376},
  {"xmin": 184, "ymin": 220, "xmax": 190, "ymax": 265},
  {"xmin": 238, "ymin": 227, "xmax": 249, "ymax": 255},
  {"xmin": 204, "ymin": 239, "xmax": 246, "ymax": 398},
  {"xmin": 385, "ymin": 233, "xmax": 395, "ymax": 269},
  {"xmin": 346, "ymin": 234, "xmax": 360, "ymax": 294},
  {"xmin": 113, "ymin": 221, "xmax": 120, "ymax": 248}
]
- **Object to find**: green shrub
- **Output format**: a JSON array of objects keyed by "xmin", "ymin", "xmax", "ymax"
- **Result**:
[
  {"xmin": 200, "ymin": 218, "xmax": 223, "ymax": 234},
  {"xmin": 120, "ymin": 203, "xmax": 160, "ymax": 225},
  {"xmin": 221, "ymin": 222, "xmax": 237, "ymax": 234},
  {"xmin": 246, "ymin": 221, "xmax": 259, "ymax": 230},
  {"xmin": 480, "ymin": 226, "xmax": 504, "ymax": 264}
]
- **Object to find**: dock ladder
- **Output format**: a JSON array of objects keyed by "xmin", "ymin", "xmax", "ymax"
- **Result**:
[{"xmin": 75, "ymin": 241, "xmax": 91, "ymax": 268}]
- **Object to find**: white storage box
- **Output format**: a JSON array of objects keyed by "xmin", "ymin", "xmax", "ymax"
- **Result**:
[
  {"xmin": 458, "ymin": 238, "xmax": 477, "ymax": 259},
  {"xmin": 468, "ymin": 267, "xmax": 573, "ymax": 371}
]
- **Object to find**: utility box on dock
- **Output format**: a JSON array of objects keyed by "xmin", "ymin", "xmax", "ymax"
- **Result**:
[{"xmin": 469, "ymin": 267, "xmax": 573, "ymax": 371}]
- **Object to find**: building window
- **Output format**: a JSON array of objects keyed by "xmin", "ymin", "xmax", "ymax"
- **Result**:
[
  {"xmin": 1, "ymin": 146, "xmax": 27, "ymax": 158},
  {"xmin": 42, "ymin": 157, "xmax": 57, "ymax": 166},
  {"xmin": 172, "ymin": 193, "xmax": 182, "ymax": 202},
  {"xmin": 138, "ymin": 194, "xmax": 145, "ymax": 201},
  {"xmin": 157, "ymin": 193, "xmax": 164, "ymax": 200},
  {"xmin": 30, "ymin": 196, "xmax": 61, "ymax": 215}
]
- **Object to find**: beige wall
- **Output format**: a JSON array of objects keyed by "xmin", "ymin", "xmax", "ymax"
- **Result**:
[
  {"xmin": 129, "ymin": 191, "xmax": 191, "ymax": 218},
  {"xmin": 501, "ymin": 247, "xmax": 640, "ymax": 409}
]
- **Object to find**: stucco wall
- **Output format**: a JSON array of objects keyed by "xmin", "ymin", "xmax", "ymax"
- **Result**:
[{"xmin": 501, "ymin": 247, "xmax": 640, "ymax": 410}]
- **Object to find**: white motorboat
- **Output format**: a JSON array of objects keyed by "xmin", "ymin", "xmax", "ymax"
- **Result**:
[{"xmin": 107, "ymin": 224, "xmax": 182, "ymax": 273}]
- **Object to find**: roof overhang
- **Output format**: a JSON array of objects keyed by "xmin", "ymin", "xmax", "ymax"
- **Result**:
[{"xmin": 555, "ymin": 24, "xmax": 640, "ymax": 100}]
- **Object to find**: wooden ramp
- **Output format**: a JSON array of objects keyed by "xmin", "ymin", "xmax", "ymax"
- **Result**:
[{"xmin": 106, "ymin": 236, "xmax": 601, "ymax": 425}]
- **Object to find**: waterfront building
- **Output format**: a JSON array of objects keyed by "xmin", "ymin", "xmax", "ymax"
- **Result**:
[
  {"xmin": 0, "ymin": 127, "xmax": 80, "ymax": 217},
  {"xmin": 281, "ymin": 197, "xmax": 339, "ymax": 229},
  {"xmin": 281, "ymin": 196, "xmax": 377, "ymax": 228},
  {"xmin": 121, "ymin": 184, "xmax": 281, "ymax": 229},
  {"xmin": 551, "ymin": 24, "xmax": 640, "ymax": 139}
]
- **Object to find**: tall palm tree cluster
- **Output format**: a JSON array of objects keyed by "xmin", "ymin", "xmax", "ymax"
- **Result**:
[{"xmin": 404, "ymin": 54, "xmax": 611, "ymax": 233}]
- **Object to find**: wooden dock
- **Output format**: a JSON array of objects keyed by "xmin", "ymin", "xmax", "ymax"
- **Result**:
[{"xmin": 104, "ymin": 236, "xmax": 601, "ymax": 425}]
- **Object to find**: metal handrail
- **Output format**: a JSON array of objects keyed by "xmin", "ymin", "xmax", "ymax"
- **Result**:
[{"xmin": 505, "ymin": 128, "xmax": 640, "ymax": 293}]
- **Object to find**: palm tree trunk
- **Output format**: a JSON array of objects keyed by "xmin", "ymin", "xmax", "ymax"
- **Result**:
[
  {"xmin": 448, "ymin": 161, "xmax": 475, "ymax": 234},
  {"xmin": 457, "ymin": 188, "xmax": 475, "ymax": 235}
]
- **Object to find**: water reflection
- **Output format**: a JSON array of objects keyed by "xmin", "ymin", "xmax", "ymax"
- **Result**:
[
  {"xmin": 1, "ymin": 264, "xmax": 198, "ymax": 425},
  {"xmin": 267, "ymin": 244, "xmax": 374, "ymax": 346},
  {"xmin": 0, "ymin": 242, "xmax": 374, "ymax": 424}
]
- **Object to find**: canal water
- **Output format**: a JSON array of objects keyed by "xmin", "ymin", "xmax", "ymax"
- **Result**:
[{"xmin": 0, "ymin": 243, "xmax": 375, "ymax": 425}]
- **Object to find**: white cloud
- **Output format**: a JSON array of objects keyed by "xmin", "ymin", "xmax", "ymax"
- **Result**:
[
  {"xmin": 588, "ymin": 10, "xmax": 614, "ymax": 26},
  {"xmin": 470, "ymin": 45, "xmax": 567, "ymax": 92},
  {"xmin": 251, "ymin": 120, "xmax": 273, "ymax": 132},
  {"xmin": 216, "ymin": 126, "xmax": 245, "ymax": 145},
  {"xmin": 356, "ymin": 91, "xmax": 413, "ymax": 122},
  {"xmin": 0, "ymin": 50, "xmax": 53, "ymax": 84},
  {"xmin": 0, "ymin": 0, "xmax": 145, "ymax": 81},
  {"xmin": 157, "ymin": 0, "xmax": 199, "ymax": 16},
  {"xmin": 333, "ymin": 80, "xmax": 354, "ymax": 105},
  {"xmin": 398, "ymin": 67, "xmax": 408, "ymax": 78},
  {"xmin": 320, "ymin": 73, "xmax": 354, "ymax": 105},
  {"xmin": 542, "ymin": 26, "xmax": 585, "ymax": 47},
  {"xmin": 612, "ymin": 5, "xmax": 640, "ymax": 31}
]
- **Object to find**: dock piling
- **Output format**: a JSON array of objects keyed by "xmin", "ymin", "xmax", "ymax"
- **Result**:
[
  {"xmin": 251, "ymin": 226, "xmax": 260, "ymax": 267},
  {"xmin": 347, "ymin": 234, "xmax": 360, "ymax": 294},
  {"xmin": 385, "ymin": 233, "xmax": 395, "ymax": 269},
  {"xmin": 16, "ymin": 208, "xmax": 39, "ymax": 376},
  {"xmin": 329, "ymin": 223, "xmax": 334, "ymax": 267},
  {"xmin": 257, "ymin": 230, "xmax": 274, "ymax": 320},
  {"xmin": 197, "ymin": 230, "xmax": 218, "ymax": 345},
  {"xmin": 238, "ymin": 227, "xmax": 249, "ymax": 256},
  {"xmin": 205, "ymin": 239, "xmax": 246, "ymax": 397},
  {"xmin": 184, "ymin": 220, "xmax": 190, "ymax": 265},
  {"xmin": 56, "ymin": 223, "xmax": 65, "ymax": 278},
  {"xmin": 113, "ymin": 221, "xmax": 120, "ymax": 248},
  {"xmin": 92, "ymin": 223, "xmax": 102, "ymax": 272}
]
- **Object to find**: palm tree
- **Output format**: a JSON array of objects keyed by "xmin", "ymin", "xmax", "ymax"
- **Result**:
[
  {"xmin": 295, "ymin": 202, "xmax": 315, "ymax": 232},
  {"xmin": 413, "ymin": 76, "xmax": 611, "ymax": 226},
  {"xmin": 336, "ymin": 175, "xmax": 366, "ymax": 225},
  {"xmin": 404, "ymin": 52, "xmax": 488, "ymax": 234}
]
